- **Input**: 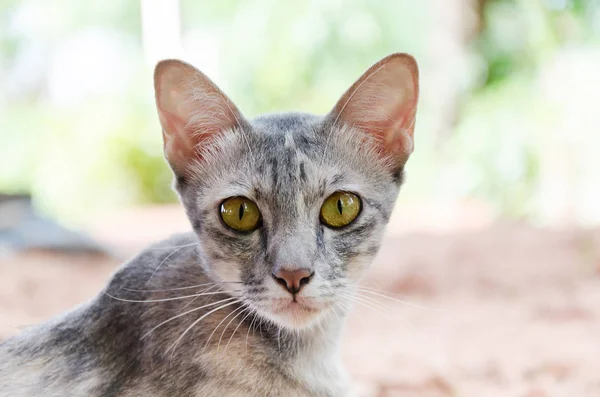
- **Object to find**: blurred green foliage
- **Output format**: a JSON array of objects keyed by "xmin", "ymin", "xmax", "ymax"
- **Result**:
[
  {"xmin": 1, "ymin": 0, "xmax": 599, "ymax": 224},
  {"xmin": 446, "ymin": 0, "xmax": 600, "ymax": 221}
]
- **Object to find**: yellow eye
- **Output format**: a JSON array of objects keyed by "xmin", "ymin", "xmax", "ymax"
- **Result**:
[
  {"xmin": 220, "ymin": 197, "xmax": 261, "ymax": 232},
  {"xmin": 320, "ymin": 191, "xmax": 361, "ymax": 228}
]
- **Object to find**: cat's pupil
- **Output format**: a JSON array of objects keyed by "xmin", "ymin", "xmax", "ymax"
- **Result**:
[
  {"xmin": 239, "ymin": 204, "xmax": 244, "ymax": 220},
  {"xmin": 337, "ymin": 199, "xmax": 343, "ymax": 215}
]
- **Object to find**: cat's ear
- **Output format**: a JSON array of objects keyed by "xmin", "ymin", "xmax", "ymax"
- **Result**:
[
  {"xmin": 328, "ymin": 53, "xmax": 419, "ymax": 168},
  {"xmin": 154, "ymin": 60, "xmax": 244, "ymax": 176}
]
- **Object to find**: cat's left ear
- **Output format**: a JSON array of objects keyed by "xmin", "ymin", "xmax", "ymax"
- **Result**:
[
  {"xmin": 328, "ymin": 53, "xmax": 419, "ymax": 169},
  {"xmin": 154, "ymin": 60, "xmax": 245, "ymax": 177}
]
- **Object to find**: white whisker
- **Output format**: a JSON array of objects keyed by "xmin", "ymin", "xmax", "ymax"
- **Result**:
[
  {"xmin": 145, "ymin": 243, "xmax": 199, "ymax": 285},
  {"xmin": 167, "ymin": 300, "xmax": 240, "ymax": 357},
  {"xmin": 277, "ymin": 328, "xmax": 282, "ymax": 354},
  {"xmin": 224, "ymin": 309, "xmax": 254, "ymax": 354},
  {"xmin": 142, "ymin": 297, "xmax": 237, "ymax": 339},
  {"xmin": 350, "ymin": 292, "xmax": 411, "ymax": 324},
  {"xmin": 245, "ymin": 312, "xmax": 259, "ymax": 352},
  {"xmin": 217, "ymin": 306, "xmax": 249, "ymax": 354},
  {"xmin": 105, "ymin": 290, "xmax": 240, "ymax": 304},
  {"xmin": 179, "ymin": 283, "xmax": 222, "ymax": 310},
  {"xmin": 204, "ymin": 305, "xmax": 245, "ymax": 349},
  {"xmin": 354, "ymin": 287, "xmax": 441, "ymax": 311},
  {"xmin": 146, "ymin": 243, "xmax": 199, "ymax": 250},
  {"xmin": 124, "ymin": 281, "xmax": 242, "ymax": 293},
  {"xmin": 178, "ymin": 293, "xmax": 204, "ymax": 311},
  {"xmin": 340, "ymin": 292, "xmax": 410, "ymax": 326}
]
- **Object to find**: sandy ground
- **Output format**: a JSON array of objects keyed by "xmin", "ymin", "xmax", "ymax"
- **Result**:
[{"xmin": 1, "ymin": 205, "xmax": 599, "ymax": 397}]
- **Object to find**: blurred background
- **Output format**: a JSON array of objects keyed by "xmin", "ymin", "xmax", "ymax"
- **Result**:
[{"xmin": 1, "ymin": 0, "xmax": 600, "ymax": 396}]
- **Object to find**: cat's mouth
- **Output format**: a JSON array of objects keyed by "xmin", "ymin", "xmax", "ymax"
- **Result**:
[
  {"xmin": 272, "ymin": 299, "xmax": 320, "ymax": 313},
  {"xmin": 264, "ymin": 297, "xmax": 328, "ymax": 328}
]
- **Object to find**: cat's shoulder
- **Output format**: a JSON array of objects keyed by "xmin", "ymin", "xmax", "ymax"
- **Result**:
[
  {"xmin": 138, "ymin": 231, "xmax": 200, "ymax": 258},
  {"xmin": 105, "ymin": 231, "xmax": 206, "ymax": 292}
]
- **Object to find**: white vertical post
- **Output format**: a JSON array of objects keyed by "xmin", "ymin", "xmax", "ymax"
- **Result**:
[{"xmin": 140, "ymin": 0, "xmax": 183, "ymax": 65}]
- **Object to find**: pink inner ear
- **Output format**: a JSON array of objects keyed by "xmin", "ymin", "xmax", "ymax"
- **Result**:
[
  {"xmin": 158, "ymin": 111, "xmax": 196, "ymax": 171},
  {"xmin": 342, "ymin": 90, "xmax": 417, "ymax": 161},
  {"xmin": 331, "ymin": 54, "xmax": 419, "ymax": 164},
  {"xmin": 154, "ymin": 60, "xmax": 245, "ymax": 176}
]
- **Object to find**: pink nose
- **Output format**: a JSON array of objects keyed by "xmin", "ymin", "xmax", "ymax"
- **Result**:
[{"xmin": 272, "ymin": 268, "xmax": 313, "ymax": 295}]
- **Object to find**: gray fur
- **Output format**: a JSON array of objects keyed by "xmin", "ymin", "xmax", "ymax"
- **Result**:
[{"xmin": 0, "ymin": 56, "xmax": 417, "ymax": 396}]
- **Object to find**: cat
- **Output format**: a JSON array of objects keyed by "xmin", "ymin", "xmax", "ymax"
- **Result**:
[{"xmin": 0, "ymin": 53, "xmax": 419, "ymax": 397}]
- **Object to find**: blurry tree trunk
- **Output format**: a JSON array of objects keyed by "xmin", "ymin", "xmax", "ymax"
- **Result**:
[
  {"xmin": 140, "ymin": 0, "xmax": 183, "ymax": 66},
  {"xmin": 427, "ymin": 0, "xmax": 479, "ymax": 145}
]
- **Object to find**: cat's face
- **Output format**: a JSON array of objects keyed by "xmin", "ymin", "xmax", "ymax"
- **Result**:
[
  {"xmin": 154, "ymin": 54, "xmax": 419, "ymax": 330},
  {"xmin": 176, "ymin": 117, "xmax": 401, "ymax": 329}
]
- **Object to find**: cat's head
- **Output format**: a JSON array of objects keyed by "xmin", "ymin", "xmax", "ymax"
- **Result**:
[{"xmin": 153, "ymin": 54, "xmax": 419, "ymax": 330}]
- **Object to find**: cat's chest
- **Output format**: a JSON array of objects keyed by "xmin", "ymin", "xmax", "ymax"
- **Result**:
[
  {"xmin": 287, "ymin": 353, "xmax": 350, "ymax": 397},
  {"xmin": 192, "ymin": 342, "xmax": 349, "ymax": 397},
  {"xmin": 191, "ymin": 366, "xmax": 349, "ymax": 397}
]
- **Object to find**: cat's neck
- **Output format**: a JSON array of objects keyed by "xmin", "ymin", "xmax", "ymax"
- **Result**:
[
  {"xmin": 286, "ymin": 311, "xmax": 345, "ymax": 352},
  {"xmin": 275, "ymin": 313, "xmax": 349, "ymax": 392}
]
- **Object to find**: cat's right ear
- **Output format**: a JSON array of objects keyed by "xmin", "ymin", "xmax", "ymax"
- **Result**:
[
  {"xmin": 154, "ymin": 60, "xmax": 244, "ymax": 177},
  {"xmin": 327, "ymin": 53, "xmax": 419, "ymax": 170}
]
